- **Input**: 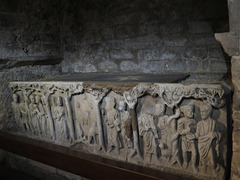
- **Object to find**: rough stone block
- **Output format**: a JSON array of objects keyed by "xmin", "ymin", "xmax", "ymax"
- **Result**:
[
  {"xmin": 98, "ymin": 60, "xmax": 118, "ymax": 72},
  {"xmin": 208, "ymin": 47, "xmax": 224, "ymax": 59},
  {"xmin": 105, "ymin": 40, "xmax": 123, "ymax": 50},
  {"xmin": 138, "ymin": 61, "xmax": 165, "ymax": 73},
  {"xmin": 184, "ymin": 47, "xmax": 208, "ymax": 60},
  {"xmin": 188, "ymin": 22, "xmax": 213, "ymax": 34},
  {"xmin": 187, "ymin": 60, "xmax": 199, "ymax": 71},
  {"xmin": 165, "ymin": 60, "xmax": 186, "ymax": 71},
  {"xmin": 210, "ymin": 60, "xmax": 228, "ymax": 72},
  {"xmin": 163, "ymin": 36, "xmax": 187, "ymax": 47},
  {"xmin": 125, "ymin": 35, "xmax": 161, "ymax": 50},
  {"xmin": 115, "ymin": 25, "xmax": 134, "ymax": 38},
  {"xmin": 120, "ymin": 61, "xmax": 138, "ymax": 71},
  {"xmin": 110, "ymin": 50, "xmax": 134, "ymax": 59},
  {"xmin": 202, "ymin": 60, "xmax": 210, "ymax": 72}
]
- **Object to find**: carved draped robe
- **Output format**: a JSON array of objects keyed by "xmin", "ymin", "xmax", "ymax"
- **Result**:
[
  {"xmin": 36, "ymin": 102, "xmax": 47, "ymax": 135},
  {"xmin": 106, "ymin": 108, "xmax": 121, "ymax": 149},
  {"xmin": 139, "ymin": 114, "xmax": 157, "ymax": 155},
  {"xmin": 196, "ymin": 118, "xmax": 219, "ymax": 167},
  {"xmin": 53, "ymin": 106, "xmax": 67, "ymax": 142},
  {"xmin": 178, "ymin": 118, "xmax": 197, "ymax": 152},
  {"xmin": 29, "ymin": 103, "xmax": 40, "ymax": 134},
  {"xmin": 12, "ymin": 102, "xmax": 22, "ymax": 128}
]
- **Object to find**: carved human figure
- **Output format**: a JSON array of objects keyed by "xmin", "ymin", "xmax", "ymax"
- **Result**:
[
  {"xmin": 29, "ymin": 94, "xmax": 41, "ymax": 135},
  {"xmin": 138, "ymin": 114, "xmax": 158, "ymax": 162},
  {"xmin": 177, "ymin": 105, "xmax": 198, "ymax": 172},
  {"xmin": 75, "ymin": 94, "xmax": 91, "ymax": 140},
  {"xmin": 157, "ymin": 103, "xmax": 181, "ymax": 166},
  {"xmin": 195, "ymin": 103, "xmax": 220, "ymax": 173},
  {"xmin": 52, "ymin": 97, "xmax": 68, "ymax": 142},
  {"xmin": 123, "ymin": 92, "xmax": 140, "ymax": 157},
  {"xmin": 105, "ymin": 96, "xmax": 121, "ymax": 153},
  {"xmin": 35, "ymin": 95, "xmax": 48, "ymax": 136},
  {"xmin": 119, "ymin": 100, "xmax": 132, "ymax": 149},
  {"xmin": 12, "ymin": 94, "xmax": 24, "ymax": 129}
]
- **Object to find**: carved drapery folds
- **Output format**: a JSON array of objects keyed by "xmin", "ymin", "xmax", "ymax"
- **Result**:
[{"xmin": 9, "ymin": 82, "xmax": 229, "ymax": 180}]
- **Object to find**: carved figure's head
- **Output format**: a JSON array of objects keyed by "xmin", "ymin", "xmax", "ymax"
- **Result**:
[
  {"xmin": 200, "ymin": 103, "xmax": 212, "ymax": 120},
  {"xmin": 119, "ymin": 100, "xmax": 126, "ymax": 111},
  {"xmin": 57, "ymin": 97, "xmax": 63, "ymax": 106},
  {"xmin": 181, "ymin": 105, "xmax": 194, "ymax": 119},
  {"xmin": 29, "ymin": 94, "xmax": 36, "ymax": 104},
  {"xmin": 13, "ymin": 94, "xmax": 19, "ymax": 103},
  {"xmin": 35, "ymin": 95, "xmax": 41, "ymax": 104}
]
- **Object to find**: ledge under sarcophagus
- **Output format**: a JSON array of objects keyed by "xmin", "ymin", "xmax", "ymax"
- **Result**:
[{"xmin": 9, "ymin": 74, "xmax": 231, "ymax": 180}]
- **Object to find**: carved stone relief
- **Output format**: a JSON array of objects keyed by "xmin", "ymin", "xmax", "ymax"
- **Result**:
[{"xmin": 9, "ymin": 81, "xmax": 229, "ymax": 180}]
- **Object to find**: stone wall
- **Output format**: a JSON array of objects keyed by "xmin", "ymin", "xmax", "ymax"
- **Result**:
[
  {"xmin": 61, "ymin": 0, "xmax": 230, "ymax": 76},
  {"xmin": 0, "ymin": 0, "xmax": 63, "ymax": 130}
]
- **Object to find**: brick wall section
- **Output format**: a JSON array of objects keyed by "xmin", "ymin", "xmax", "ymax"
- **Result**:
[
  {"xmin": 0, "ymin": 0, "xmax": 62, "ymax": 58},
  {"xmin": 61, "ymin": 0, "xmax": 229, "ymax": 75},
  {"xmin": 0, "ymin": 0, "xmax": 62, "ymax": 130}
]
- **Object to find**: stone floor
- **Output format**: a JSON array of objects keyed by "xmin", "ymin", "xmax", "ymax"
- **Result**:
[{"xmin": 0, "ymin": 164, "xmax": 39, "ymax": 180}]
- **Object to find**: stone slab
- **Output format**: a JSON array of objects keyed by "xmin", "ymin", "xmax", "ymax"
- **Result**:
[{"xmin": 45, "ymin": 73, "xmax": 189, "ymax": 83}]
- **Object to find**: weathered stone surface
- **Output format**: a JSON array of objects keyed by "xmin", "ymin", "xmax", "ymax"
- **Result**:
[
  {"xmin": 120, "ymin": 61, "xmax": 138, "ymax": 71},
  {"xmin": 215, "ymin": 33, "xmax": 240, "ymax": 56},
  {"xmin": 210, "ymin": 60, "xmax": 228, "ymax": 72},
  {"xmin": 9, "ymin": 79, "xmax": 229, "ymax": 180},
  {"xmin": 188, "ymin": 22, "xmax": 213, "ymax": 34},
  {"xmin": 233, "ymin": 130, "xmax": 240, "ymax": 152},
  {"xmin": 231, "ymin": 152, "xmax": 240, "ymax": 179},
  {"xmin": 98, "ymin": 60, "xmax": 118, "ymax": 72},
  {"xmin": 5, "ymin": 151, "xmax": 88, "ymax": 180},
  {"xmin": 110, "ymin": 50, "xmax": 134, "ymax": 60}
]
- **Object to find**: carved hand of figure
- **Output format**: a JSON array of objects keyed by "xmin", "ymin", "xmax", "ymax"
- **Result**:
[
  {"xmin": 186, "ymin": 127, "xmax": 191, "ymax": 133},
  {"xmin": 181, "ymin": 127, "xmax": 190, "ymax": 135},
  {"xmin": 209, "ymin": 131, "xmax": 217, "ymax": 140},
  {"xmin": 175, "ymin": 106, "xmax": 180, "ymax": 117},
  {"xmin": 186, "ymin": 133, "xmax": 195, "ymax": 140},
  {"xmin": 154, "ymin": 130, "xmax": 159, "ymax": 138}
]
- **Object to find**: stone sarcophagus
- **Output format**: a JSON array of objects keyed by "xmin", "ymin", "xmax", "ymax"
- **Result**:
[{"xmin": 9, "ymin": 75, "xmax": 230, "ymax": 180}]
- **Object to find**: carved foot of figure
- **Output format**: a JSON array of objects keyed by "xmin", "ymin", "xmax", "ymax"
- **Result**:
[
  {"xmin": 183, "ymin": 162, "xmax": 188, "ymax": 169},
  {"xmin": 200, "ymin": 166, "xmax": 207, "ymax": 174},
  {"xmin": 192, "ymin": 166, "xmax": 199, "ymax": 173},
  {"xmin": 98, "ymin": 145, "xmax": 103, "ymax": 152},
  {"xmin": 128, "ymin": 149, "xmax": 136, "ymax": 158},
  {"xmin": 170, "ymin": 158, "xmax": 181, "ymax": 167},
  {"xmin": 108, "ymin": 146, "xmax": 114, "ymax": 153}
]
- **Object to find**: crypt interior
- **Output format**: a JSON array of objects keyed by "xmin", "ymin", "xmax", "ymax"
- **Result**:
[{"xmin": 0, "ymin": 0, "xmax": 239, "ymax": 179}]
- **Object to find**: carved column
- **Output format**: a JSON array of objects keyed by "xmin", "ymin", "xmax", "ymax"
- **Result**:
[
  {"xmin": 43, "ymin": 93, "xmax": 56, "ymax": 140},
  {"xmin": 65, "ymin": 95, "xmax": 75, "ymax": 141},
  {"xmin": 123, "ymin": 92, "xmax": 141, "ymax": 157},
  {"xmin": 91, "ymin": 89, "xmax": 108, "ymax": 151}
]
